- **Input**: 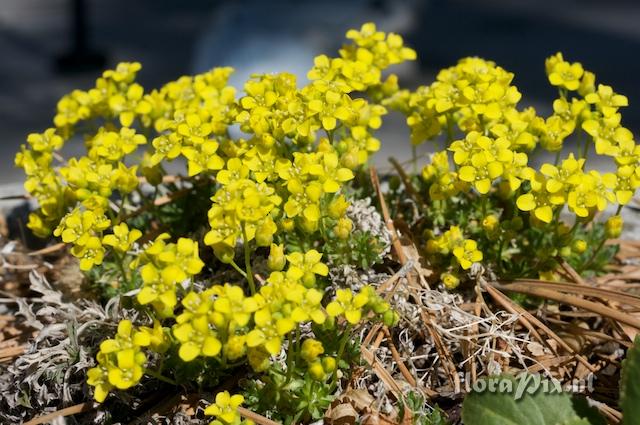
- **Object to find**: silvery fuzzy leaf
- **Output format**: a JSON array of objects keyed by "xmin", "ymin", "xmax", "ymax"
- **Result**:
[{"xmin": 16, "ymin": 297, "xmax": 43, "ymax": 330}]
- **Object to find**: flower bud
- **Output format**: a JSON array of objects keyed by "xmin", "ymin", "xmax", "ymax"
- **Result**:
[
  {"xmin": 328, "ymin": 196, "xmax": 350, "ymax": 219},
  {"xmin": 321, "ymin": 356, "xmax": 337, "ymax": 373},
  {"xmin": 302, "ymin": 272, "xmax": 317, "ymax": 288},
  {"xmin": 389, "ymin": 176, "xmax": 401, "ymax": 190},
  {"xmin": 255, "ymin": 219, "xmax": 276, "ymax": 247},
  {"xmin": 382, "ymin": 309, "xmax": 399, "ymax": 327},
  {"xmin": 441, "ymin": 272, "xmax": 460, "ymax": 290},
  {"xmin": 372, "ymin": 299, "xmax": 390, "ymax": 314},
  {"xmin": 300, "ymin": 218, "xmax": 319, "ymax": 233},
  {"xmin": 267, "ymin": 243, "xmax": 286, "ymax": 271},
  {"xmin": 300, "ymin": 339, "xmax": 324, "ymax": 363},
  {"xmin": 572, "ymin": 239, "xmax": 587, "ymax": 253},
  {"xmin": 282, "ymin": 218, "xmax": 295, "ymax": 232},
  {"xmin": 322, "ymin": 315, "xmax": 336, "ymax": 331},
  {"xmin": 308, "ymin": 360, "xmax": 325, "ymax": 380},
  {"xmin": 334, "ymin": 217, "xmax": 353, "ymax": 240},
  {"xmin": 539, "ymin": 270, "xmax": 559, "ymax": 281},
  {"xmin": 341, "ymin": 151, "xmax": 359, "ymax": 170},
  {"xmin": 247, "ymin": 347, "xmax": 270, "ymax": 372},
  {"xmin": 213, "ymin": 244, "xmax": 235, "ymax": 264},
  {"xmin": 482, "ymin": 214, "xmax": 499, "ymax": 233},
  {"xmin": 225, "ymin": 335, "xmax": 247, "ymax": 361},
  {"xmin": 605, "ymin": 215, "xmax": 623, "ymax": 239}
]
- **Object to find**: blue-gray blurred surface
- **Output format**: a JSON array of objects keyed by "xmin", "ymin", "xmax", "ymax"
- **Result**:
[{"xmin": 1, "ymin": 0, "xmax": 639, "ymax": 185}]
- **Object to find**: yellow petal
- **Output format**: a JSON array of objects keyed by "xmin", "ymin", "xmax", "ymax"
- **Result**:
[
  {"xmin": 535, "ymin": 206, "xmax": 553, "ymax": 223},
  {"xmin": 202, "ymin": 336, "xmax": 222, "ymax": 357},
  {"xmin": 179, "ymin": 342, "xmax": 201, "ymax": 361}
]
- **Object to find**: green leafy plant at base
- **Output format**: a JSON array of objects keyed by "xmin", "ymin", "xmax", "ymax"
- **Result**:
[
  {"xmin": 398, "ymin": 390, "xmax": 449, "ymax": 425},
  {"xmin": 462, "ymin": 374, "xmax": 605, "ymax": 425},
  {"xmin": 620, "ymin": 336, "xmax": 640, "ymax": 424}
]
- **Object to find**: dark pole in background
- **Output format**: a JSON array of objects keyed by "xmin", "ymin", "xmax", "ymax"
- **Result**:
[{"xmin": 56, "ymin": 0, "xmax": 106, "ymax": 73}]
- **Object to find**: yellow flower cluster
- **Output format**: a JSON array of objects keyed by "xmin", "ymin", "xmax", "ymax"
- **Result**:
[
  {"xmin": 450, "ymin": 131, "xmax": 528, "ymax": 194},
  {"xmin": 87, "ymin": 319, "xmax": 168, "ymax": 402},
  {"xmin": 205, "ymin": 391, "xmax": 253, "ymax": 425},
  {"xmin": 134, "ymin": 234, "xmax": 205, "ymax": 316},
  {"xmin": 53, "ymin": 208, "xmax": 111, "ymax": 270},
  {"xmin": 426, "ymin": 226, "xmax": 483, "ymax": 288},
  {"xmin": 405, "ymin": 57, "xmax": 525, "ymax": 145},
  {"xmin": 16, "ymin": 23, "xmax": 410, "ymax": 405},
  {"xmin": 14, "ymin": 129, "xmax": 67, "ymax": 237},
  {"xmin": 406, "ymin": 53, "xmax": 638, "ymax": 225}
]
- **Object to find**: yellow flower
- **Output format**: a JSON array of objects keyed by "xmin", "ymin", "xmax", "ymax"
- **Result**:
[
  {"xmin": 87, "ymin": 362, "xmax": 112, "ymax": 403},
  {"xmin": 27, "ymin": 128, "xmax": 64, "ymax": 152},
  {"xmin": 204, "ymin": 391, "xmax": 247, "ymax": 425},
  {"xmin": 89, "ymin": 127, "xmax": 146, "ymax": 161},
  {"xmin": 109, "ymin": 83, "xmax": 151, "ymax": 127},
  {"xmin": 326, "ymin": 288, "xmax": 369, "ymax": 324},
  {"xmin": 285, "ymin": 249, "xmax": 329, "ymax": 287},
  {"xmin": 452, "ymin": 239, "xmax": 483, "ymax": 270},
  {"xmin": 88, "ymin": 320, "xmax": 150, "ymax": 401},
  {"xmin": 138, "ymin": 320, "xmax": 170, "ymax": 353},
  {"xmin": 516, "ymin": 171, "xmax": 557, "ymax": 223},
  {"xmin": 246, "ymin": 307, "xmax": 294, "ymax": 355},
  {"xmin": 546, "ymin": 53, "xmax": 583, "ymax": 91},
  {"xmin": 173, "ymin": 290, "xmax": 222, "ymax": 361},
  {"xmin": 585, "ymin": 84, "xmax": 628, "ymax": 117},
  {"xmin": 102, "ymin": 222, "xmax": 142, "ymax": 252},
  {"xmin": 566, "ymin": 171, "xmax": 616, "ymax": 217},
  {"xmin": 71, "ymin": 236, "xmax": 106, "ymax": 270},
  {"xmin": 539, "ymin": 154, "xmax": 585, "ymax": 195},
  {"xmin": 614, "ymin": 165, "xmax": 640, "ymax": 205},
  {"xmin": 210, "ymin": 283, "xmax": 260, "ymax": 331},
  {"xmin": 290, "ymin": 287, "xmax": 326, "ymax": 325}
]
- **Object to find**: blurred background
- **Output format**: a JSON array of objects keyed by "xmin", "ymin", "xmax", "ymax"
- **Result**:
[{"xmin": 1, "ymin": 0, "xmax": 640, "ymax": 186}]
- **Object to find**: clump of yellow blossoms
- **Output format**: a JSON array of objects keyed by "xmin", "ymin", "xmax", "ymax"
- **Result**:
[
  {"xmin": 16, "ymin": 22, "xmax": 408, "ymax": 422},
  {"xmin": 205, "ymin": 391, "xmax": 253, "ymax": 425},
  {"xmin": 391, "ymin": 51, "xmax": 636, "ymax": 286}
]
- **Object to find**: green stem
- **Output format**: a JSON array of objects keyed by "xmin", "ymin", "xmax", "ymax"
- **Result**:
[
  {"xmin": 578, "ymin": 237, "xmax": 606, "ymax": 273},
  {"xmin": 117, "ymin": 196, "xmax": 126, "ymax": 222},
  {"xmin": 285, "ymin": 331, "xmax": 295, "ymax": 383},
  {"xmin": 496, "ymin": 236, "xmax": 505, "ymax": 272},
  {"xmin": 241, "ymin": 224, "xmax": 256, "ymax": 295},
  {"xmin": 113, "ymin": 250, "xmax": 130, "ymax": 288},
  {"xmin": 578, "ymin": 205, "xmax": 620, "ymax": 273},
  {"xmin": 582, "ymin": 136, "xmax": 590, "ymax": 164},
  {"xmin": 446, "ymin": 114, "xmax": 454, "ymax": 144},
  {"xmin": 331, "ymin": 324, "xmax": 352, "ymax": 389},
  {"xmin": 145, "ymin": 369, "xmax": 177, "ymax": 386},
  {"xmin": 230, "ymin": 260, "xmax": 248, "ymax": 279},
  {"xmin": 568, "ymin": 218, "xmax": 581, "ymax": 237},
  {"xmin": 294, "ymin": 326, "xmax": 301, "ymax": 364},
  {"xmin": 411, "ymin": 144, "xmax": 418, "ymax": 175}
]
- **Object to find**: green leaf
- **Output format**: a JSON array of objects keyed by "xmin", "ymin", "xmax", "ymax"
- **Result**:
[
  {"xmin": 462, "ymin": 374, "xmax": 603, "ymax": 425},
  {"xmin": 621, "ymin": 335, "xmax": 640, "ymax": 424}
]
